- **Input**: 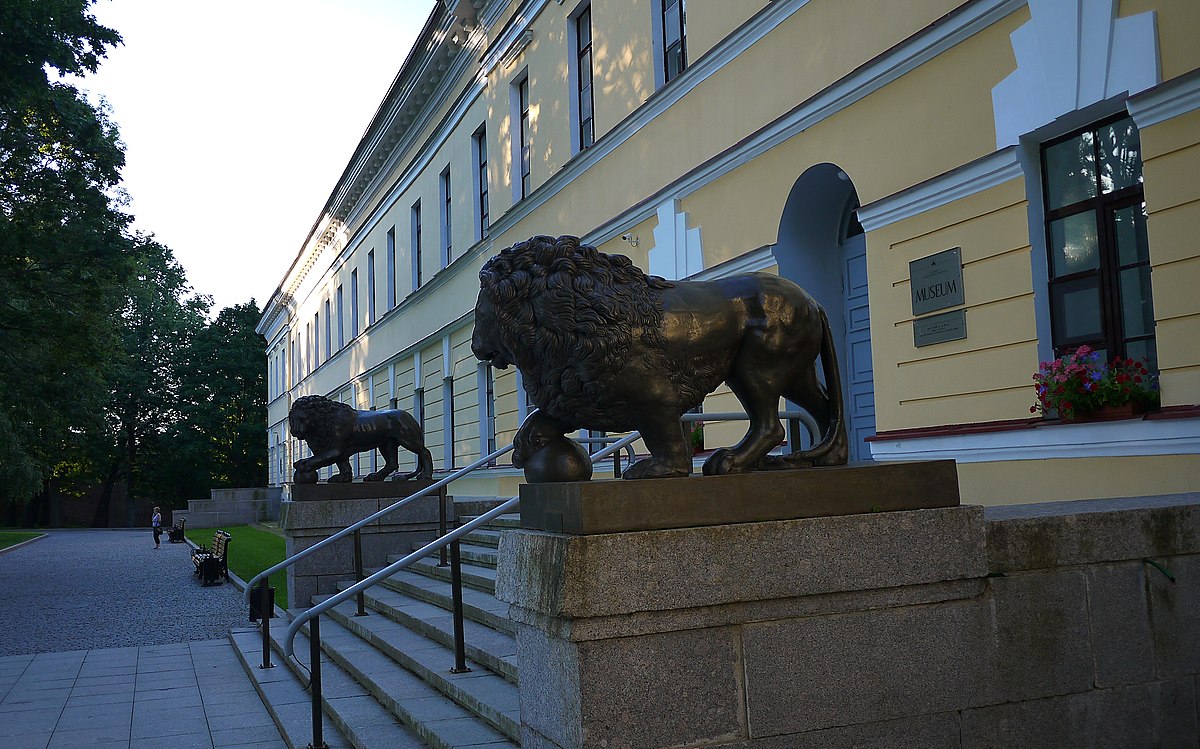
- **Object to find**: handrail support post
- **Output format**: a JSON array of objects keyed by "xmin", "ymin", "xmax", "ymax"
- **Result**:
[
  {"xmin": 307, "ymin": 615, "xmax": 327, "ymax": 749},
  {"xmin": 353, "ymin": 529, "xmax": 368, "ymax": 617},
  {"xmin": 449, "ymin": 540, "xmax": 471, "ymax": 674},
  {"xmin": 259, "ymin": 578, "xmax": 274, "ymax": 669}
]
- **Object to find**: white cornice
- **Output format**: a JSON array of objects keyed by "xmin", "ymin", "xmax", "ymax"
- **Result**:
[
  {"xmin": 480, "ymin": 0, "xmax": 551, "ymax": 74},
  {"xmin": 689, "ymin": 244, "xmax": 776, "ymax": 281},
  {"xmin": 1127, "ymin": 68, "xmax": 1200, "ymax": 129},
  {"xmin": 870, "ymin": 416, "xmax": 1200, "ymax": 463},
  {"xmin": 857, "ymin": 146, "xmax": 1022, "ymax": 233}
]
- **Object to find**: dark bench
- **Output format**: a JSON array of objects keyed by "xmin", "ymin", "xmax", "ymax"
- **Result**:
[
  {"xmin": 192, "ymin": 530, "xmax": 231, "ymax": 587},
  {"xmin": 167, "ymin": 517, "xmax": 187, "ymax": 544}
]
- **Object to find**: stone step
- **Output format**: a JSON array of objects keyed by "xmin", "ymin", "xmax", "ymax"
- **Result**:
[
  {"xmin": 229, "ymin": 625, "xmax": 424, "ymax": 749},
  {"xmin": 316, "ymin": 597, "xmax": 520, "ymax": 746},
  {"xmin": 411, "ymin": 540, "xmax": 500, "ymax": 569},
  {"xmin": 335, "ymin": 580, "xmax": 518, "ymax": 683},
  {"xmin": 373, "ymin": 567, "xmax": 516, "ymax": 637},
  {"xmin": 461, "ymin": 512, "xmax": 521, "ymax": 529},
  {"xmin": 462, "ymin": 528, "xmax": 503, "ymax": 548},
  {"xmin": 395, "ymin": 550, "xmax": 500, "ymax": 594}
]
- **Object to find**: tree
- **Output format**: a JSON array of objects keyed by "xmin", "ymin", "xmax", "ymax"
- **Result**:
[
  {"xmin": 0, "ymin": 0, "xmax": 130, "ymax": 505},
  {"xmin": 166, "ymin": 302, "xmax": 268, "ymax": 497}
]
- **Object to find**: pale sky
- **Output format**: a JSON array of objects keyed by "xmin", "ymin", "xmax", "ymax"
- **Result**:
[{"xmin": 77, "ymin": 0, "xmax": 437, "ymax": 314}]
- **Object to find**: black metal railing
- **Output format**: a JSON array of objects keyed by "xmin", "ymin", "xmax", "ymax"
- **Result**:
[{"xmin": 262, "ymin": 408, "xmax": 817, "ymax": 748}]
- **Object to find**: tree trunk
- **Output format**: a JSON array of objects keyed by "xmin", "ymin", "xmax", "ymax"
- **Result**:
[{"xmin": 92, "ymin": 460, "xmax": 123, "ymax": 528}]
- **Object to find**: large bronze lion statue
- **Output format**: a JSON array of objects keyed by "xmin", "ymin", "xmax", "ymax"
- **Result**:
[
  {"xmin": 472, "ymin": 235, "xmax": 848, "ymax": 479},
  {"xmin": 289, "ymin": 395, "xmax": 433, "ymax": 484}
]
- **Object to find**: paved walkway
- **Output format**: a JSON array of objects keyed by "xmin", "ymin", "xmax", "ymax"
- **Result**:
[{"xmin": 0, "ymin": 530, "xmax": 284, "ymax": 748}]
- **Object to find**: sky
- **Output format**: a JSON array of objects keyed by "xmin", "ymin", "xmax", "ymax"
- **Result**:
[{"xmin": 76, "ymin": 0, "xmax": 437, "ymax": 315}]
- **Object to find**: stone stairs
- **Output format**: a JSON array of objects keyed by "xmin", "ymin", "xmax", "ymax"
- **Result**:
[{"xmin": 230, "ymin": 499, "xmax": 522, "ymax": 749}]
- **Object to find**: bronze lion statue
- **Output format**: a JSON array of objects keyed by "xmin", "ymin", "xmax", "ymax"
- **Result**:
[
  {"xmin": 472, "ymin": 235, "xmax": 848, "ymax": 479},
  {"xmin": 289, "ymin": 395, "xmax": 433, "ymax": 484}
]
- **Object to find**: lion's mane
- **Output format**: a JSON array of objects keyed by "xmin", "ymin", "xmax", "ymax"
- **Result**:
[
  {"xmin": 479, "ymin": 235, "xmax": 687, "ymax": 430},
  {"xmin": 290, "ymin": 395, "xmax": 356, "ymax": 452}
]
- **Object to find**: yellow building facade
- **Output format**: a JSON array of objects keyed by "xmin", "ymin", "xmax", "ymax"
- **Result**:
[{"xmin": 258, "ymin": 0, "xmax": 1200, "ymax": 504}]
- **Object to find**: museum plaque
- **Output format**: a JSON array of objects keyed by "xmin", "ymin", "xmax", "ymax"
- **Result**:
[
  {"xmin": 914, "ymin": 309, "xmax": 967, "ymax": 347},
  {"xmin": 910, "ymin": 247, "xmax": 964, "ymax": 316}
]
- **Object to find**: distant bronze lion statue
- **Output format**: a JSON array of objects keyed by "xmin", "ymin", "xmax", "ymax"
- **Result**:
[
  {"xmin": 289, "ymin": 395, "xmax": 433, "ymax": 484},
  {"xmin": 472, "ymin": 235, "xmax": 847, "ymax": 479}
]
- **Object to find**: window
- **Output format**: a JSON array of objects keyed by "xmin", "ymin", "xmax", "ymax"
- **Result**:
[
  {"xmin": 660, "ymin": 0, "xmax": 687, "ymax": 84},
  {"xmin": 323, "ymin": 299, "xmax": 331, "ymax": 360},
  {"xmin": 336, "ymin": 284, "xmax": 345, "ymax": 349},
  {"xmin": 411, "ymin": 201, "xmax": 423, "ymax": 289},
  {"xmin": 517, "ymin": 76, "xmax": 531, "ymax": 199},
  {"xmin": 443, "ymin": 373, "xmax": 454, "ymax": 469},
  {"xmin": 386, "ymin": 227, "xmax": 396, "ymax": 310},
  {"xmin": 314, "ymin": 312, "xmax": 322, "ymax": 368},
  {"xmin": 306, "ymin": 322, "xmax": 313, "ymax": 374},
  {"xmin": 473, "ymin": 126, "xmax": 489, "ymax": 240},
  {"xmin": 478, "ymin": 363, "xmax": 496, "ymax": 460},
  {"xmin": 576, "ymin": 6, "xmax": 595, "ymax": 151},
  {"xmin": 1041, "ymin": 114, "xmax": 1156, "ymax": 369},
  {"xmin": 440, "ymin": 166, "xmax": 452, "ymax": 267},
  {"xmin": 351, "ymin": 269, "xmax": 360, "ymax": 338},
  {"xmin": 367, "ymin": 250, "xmax": 376, "ymax": 325}
]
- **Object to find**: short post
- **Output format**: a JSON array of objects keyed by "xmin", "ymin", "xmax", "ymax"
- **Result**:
[
  {"xmin": 449, "ymin": 540, "xmax": 470, "ymax": 673},
  {"xmin": 353, "ymin": 530, "xmax": 367, "ymax": 617},
  {"xmin": 259, "ymin": 579, "xmax": 273, "ymax": 669},
  {"xmin": 308, "ymin": 615, "xmax": 327, "ymax": 749}
]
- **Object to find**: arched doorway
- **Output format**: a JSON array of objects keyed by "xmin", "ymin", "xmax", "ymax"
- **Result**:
[{"xmin": 774, "ymin": 163, "xmax": 875, "ymax": 462}]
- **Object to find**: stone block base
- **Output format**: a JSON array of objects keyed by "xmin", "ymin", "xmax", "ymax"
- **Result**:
[{"xmin": 280, "ymin": 480, "xmax": 444, "ymax": 608}]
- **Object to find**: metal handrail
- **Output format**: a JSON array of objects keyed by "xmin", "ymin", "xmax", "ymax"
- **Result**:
[
  {"xmin": 243, "ymin": 441, "xmax": 516, "ymax": 607},
  {"xmin": 283, "ymin": 497, "xmax": 519, "ymax": 657}
]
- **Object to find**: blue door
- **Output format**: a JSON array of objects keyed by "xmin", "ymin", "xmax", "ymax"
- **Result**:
[{"xmin": 842, "ymin": 232, "xmax": 875, "ymax": 461}]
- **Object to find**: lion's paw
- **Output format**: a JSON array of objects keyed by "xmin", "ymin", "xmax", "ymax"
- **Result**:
[
  {"xmin": 622, "ymin": 458, "xmax": 689, "ymax": 480},
  {"xmin": 702, "ymin": 449, "xmax": 752, "ymax": 476},
  {"xmin": 328, "ymin": 472, "xmax": 354, "ymax": 483}
]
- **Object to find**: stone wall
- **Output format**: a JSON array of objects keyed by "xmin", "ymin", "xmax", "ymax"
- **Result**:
[
  {"xmin": 173, "ymin": 487, "xmax": 283, "ymax": 529},
  {"xmin": 499, "ymin": 492, "xmax": 1200, "ymax": 748}
]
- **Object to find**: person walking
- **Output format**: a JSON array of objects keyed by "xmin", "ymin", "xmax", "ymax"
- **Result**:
[{"xmin": 152, "ymin": 507, "xmax": 162, "ymax": 549}]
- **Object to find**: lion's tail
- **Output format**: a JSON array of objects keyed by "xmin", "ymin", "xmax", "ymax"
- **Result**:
[{"xmin": 804, "ymin": 306, "xmax": 847, "ymax": 461}]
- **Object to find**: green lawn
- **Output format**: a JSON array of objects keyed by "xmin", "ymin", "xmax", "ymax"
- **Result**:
[
  {"xmin": 186, "ymin": 525, "xmax": 289, "ymax": 609},
  {"xmin": 0, "ymin": 531, "xmax": 44, "ymax": 551}
]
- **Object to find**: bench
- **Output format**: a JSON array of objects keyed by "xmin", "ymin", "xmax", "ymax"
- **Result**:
[
  {"xmin": 192, "ymin": 530, "xmax": 231, "ymax": 587},
  {"xmin": 167, "ymin": 517, "xmax": 187, "ymax": 544}
]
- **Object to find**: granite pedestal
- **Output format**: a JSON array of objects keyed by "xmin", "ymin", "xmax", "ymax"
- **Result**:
[
  {"xmin": 498, "ymin": 466, "xmax": 1200, "ymax": 748},
  {"xmin": 281, "ymin": 479, "xmax": 444, "ymax": 609}
]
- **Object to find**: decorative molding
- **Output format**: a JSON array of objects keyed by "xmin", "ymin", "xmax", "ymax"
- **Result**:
[
  {"xmin": 501, "ymin": 30, "xmax": 535, "ymax": 70},
  {"xmin": 991, "ymin": 0, "xmax": 1159, "ymax": 148},
  {"xmin": 857, "ymin": 147, "xmax": 1022, "ymax": 233},
  {"xmin": 480, "ymin": 0, "xmax": 551, "ymax": 74},
  {"xmin": 648, "ymin": 200, "xmax": 703, "ymax": 280},
  {"xmin": 870, "ymin": 415, "xmax": 1200, "ymax": 463},
  {"xmin": 1127, "ymin": 68, "xmax": 1200, "ymax": 129},
  {"xmin": 690, "ymin": 244, "xmax": 776, "ymax": 282}
]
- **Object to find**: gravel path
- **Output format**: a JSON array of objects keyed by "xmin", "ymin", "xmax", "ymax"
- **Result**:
[{"xmin": 0, "ymin": 529, "xmax": 248, "ymax": 656}]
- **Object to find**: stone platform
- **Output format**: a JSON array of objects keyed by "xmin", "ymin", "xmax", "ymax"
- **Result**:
[
  {"xmin": 518, "ymin": 459, "xmax": 959, "ymax": 534},
  {"xmin": 280, "ymin": 480, "xmax": 444, "ymax": 608}
]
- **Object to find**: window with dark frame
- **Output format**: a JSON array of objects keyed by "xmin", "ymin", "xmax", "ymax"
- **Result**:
[
  {"xmin": 474, "ymin": 126, "xmax": 489, "ymax": 239},
  {"xmin": 367, "ymin": 250, "xmax": 376, "ymax": 325},
  {"xmin": 386, "ymin": 227, "xmax": 396, "ymax": 310},
  {"xmin": 519, "ymin": 76, "xmax": 531, "ymax": 198},
  {"xmin": 443, "ymin": 374, "xmax": 455, "ymax": 470},
  {"xmin": 576, "ymin": 6, "xmax": 595, "ymax": 151},
  {"xmin": 306, "ymin": 322, "xmax": 313, "ymax": 374},
  {"xmin": 324, "ymin": 299, "xmax": 331, "ymax": 360},
  {"xmin": 1041, "ymin": 113, "xmax": 1156, "ymax": 370},
  {"xmin": 351, "ymin": 269, "xmax": 360, "ymax": 338},
  {"xmin": 484, "ymin": 365, "xmax": 496, "ymax": 459},
  {"xmin": 412, "ymin": 201, "xmax": 423, "ymax": 289},
  {"xmin": 661, "ymin": 0, "xmax": 686, "ymax": 84},
  {"xmin": 440, "ymin": 166, "xmax": 452, "ymax": 267},
  {"xmin": 336, "ymin": 284, "xmax": 345, "ymax": 349}
]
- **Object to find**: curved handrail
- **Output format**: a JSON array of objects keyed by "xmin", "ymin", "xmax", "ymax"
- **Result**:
[
  {"xmin": 244, "ymin": 441, "xmax": 516, "ymax": 606},
  {"xmin": 284, "ymin": 496, "xmax": 519, "ymax": 657}
]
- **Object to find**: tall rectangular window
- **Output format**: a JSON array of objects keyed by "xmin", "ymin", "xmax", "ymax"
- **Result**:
[
  {"xmin": 306, "ymin": 322, "xmax": 313, "ymax": 374},
  {"xmin": 351, "ymin": 269, "xmax": 360, "ymax": 338},
  {"xmin": 312, "ymin": 313, "xmax": 320, "ymax": 368},
  {"xmin": 518, "ymin": 76, "xmax": 531, "ymax": 198},
  {"xmin": 661, "ymin": 0, "xmax": 687, "ymax": 84},
  {"xmin": 440, "ymin": 166, "xmax": 453, "ymax": 267},
  {"xmin": 367, "ymin": 250, "xmax": 376, "ymax": 325},
  {"xmin": 386, "ymin": 227, "xmax": 396, "ymax": 310},
  {"xmin": 411, "ymin": 201, "xmax": 423, "ymax": 289},
  {"xmin": 1041, "ymin": 114, "xmax": 1155, "ymax": 369},
  {"xmin": 478, "ymin": 363, "xmax": 496, "ymax": 461},
  {"xmin": 323, "ymin": 299, "xmax": 331, "ymax": 360},
  {"xmin": 443, "ymin": 374, "xmax": 455, "ymax": 469},
  {"xmin": 336, "ymin": 284, "xmax": 345, "ymax": 349},
  {"xmin": 576, "ymin": 6, "xmax": 595, "ymax": 151},
  {"xmin": 473, "ymin": 126, "xmax": 489, "ymax": 240}
]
